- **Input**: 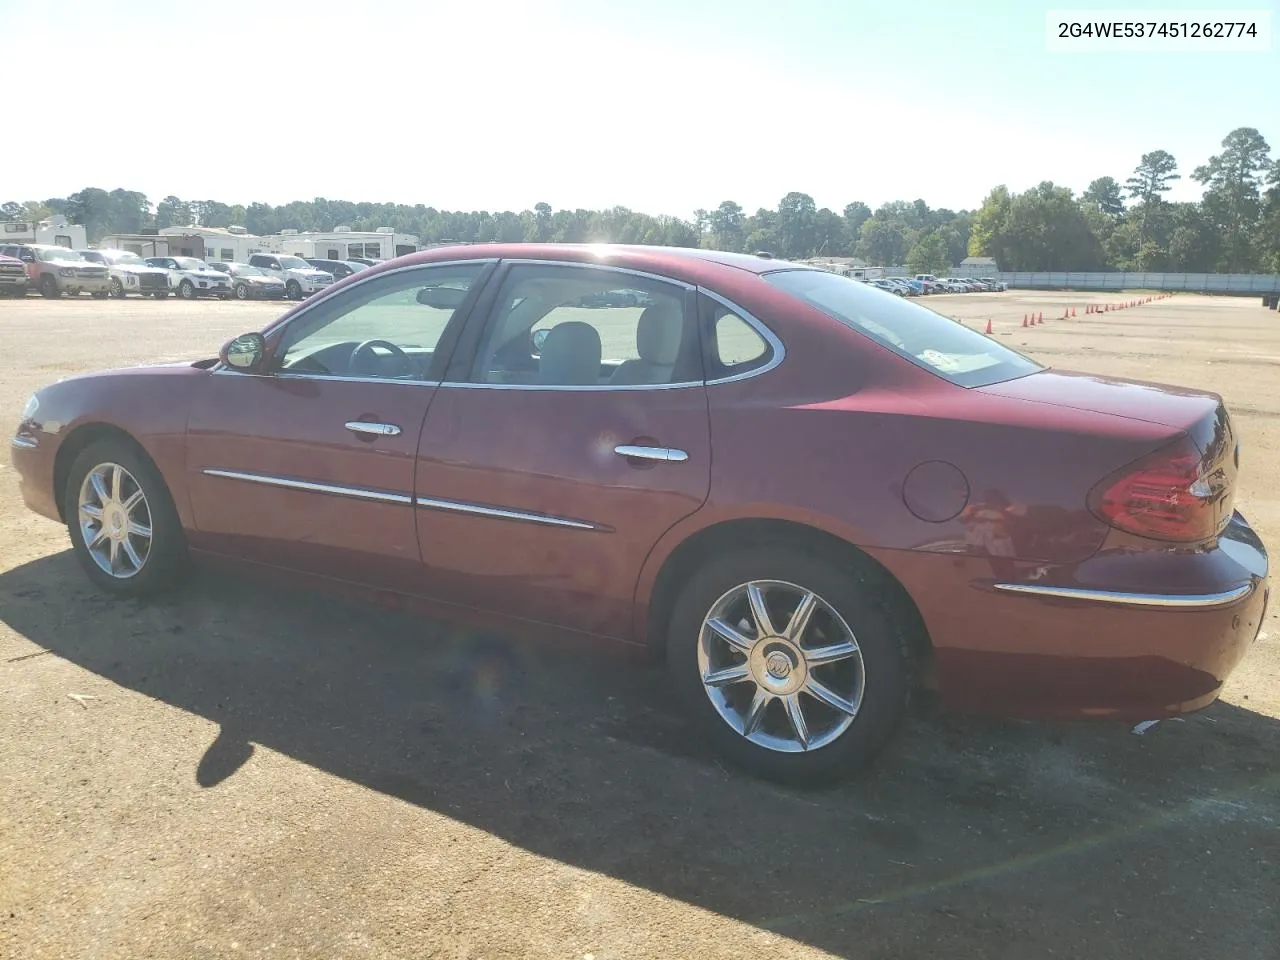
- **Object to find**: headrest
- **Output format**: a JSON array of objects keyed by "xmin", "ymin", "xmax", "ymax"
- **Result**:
[{"xmin": 636, "ymin": 302, "xmax": 683, "ymax": 365}]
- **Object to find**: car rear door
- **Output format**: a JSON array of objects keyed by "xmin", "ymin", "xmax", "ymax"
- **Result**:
[
  {"xmin": 184, "ymin": 259, "xmax": 496, "ymax": 591},
  {"xmin": 411, "ymin": 259, "xmax": 711, "ymax": 641}
]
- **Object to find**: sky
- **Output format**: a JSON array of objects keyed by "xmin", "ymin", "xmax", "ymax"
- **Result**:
[{"xmin": 2, "ymin": 0, "xmax": 1277, "ymax": 218}]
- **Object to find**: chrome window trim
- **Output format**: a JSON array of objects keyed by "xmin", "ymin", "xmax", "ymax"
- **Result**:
[
  {"xmin": 212, "ymin": 369, "xmax": 444, "ymax": 387},
  {"xmin": 697, "ymin": 287, "xmax": 787, "ymax": 386},
  {"xmin": 414, "ymin": 496, "xmax": 603, "ymax": 531},
  {"xmin": 201, "ymin": 469, "xmax": 413, "ymax": 505},
  {"xmin": 210, "ymin": 258, "xmax": 499, "ymax": 374},
  {"xmin": 992, "ymin": 581, "xmax": 1255, "ymax": 609}
]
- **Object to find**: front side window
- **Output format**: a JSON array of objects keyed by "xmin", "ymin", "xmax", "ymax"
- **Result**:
[
  {"xmin": 275, "ymin": 263, "xmax": 486, "ymax": 381},
  {"xmin": 763, "ymin": 268, "xmax": 1042, "ymax": 388},
  {"xmin": 470, "ymin": 264, "xmax": 698, "ymax": 387}
]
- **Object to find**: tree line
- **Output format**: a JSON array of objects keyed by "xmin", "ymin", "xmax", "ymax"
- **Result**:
[{"xmin": 4, "ymin": 125, "xmax": 1276, "ymax": 274}]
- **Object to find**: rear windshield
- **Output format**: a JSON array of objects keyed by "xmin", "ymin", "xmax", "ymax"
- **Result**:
[{"xmin": 763, "ymin": 268, "xmax": 1042, "ymax": 387}]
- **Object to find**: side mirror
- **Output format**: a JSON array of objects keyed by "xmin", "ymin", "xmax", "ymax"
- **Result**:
[
  {"xmin": 220, "ymin": 332, "xmax": 266, "ymax": 372},
  {"xmin": 531, "ymin": 329, "xmax": 550, "ymax": 354}
]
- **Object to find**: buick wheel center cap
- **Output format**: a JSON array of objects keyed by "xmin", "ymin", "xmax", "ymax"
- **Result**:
[
  {"xmin": 766, "ymin": 651, "xmax": 792, "ymax": 679},
  {"xmin": 107, "ymin": 507, "xmax": 126, "ymax": 537}
]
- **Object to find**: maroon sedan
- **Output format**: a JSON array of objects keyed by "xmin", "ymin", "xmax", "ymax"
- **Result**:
[{"xmin": 10, "ymin": 245, "xmax": 1270, "ymax": 783}]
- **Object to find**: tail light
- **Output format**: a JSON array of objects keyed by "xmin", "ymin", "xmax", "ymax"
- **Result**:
[{"xmin": 1088, "ymin": 435, "xmax": 1230, "ymax": 542}]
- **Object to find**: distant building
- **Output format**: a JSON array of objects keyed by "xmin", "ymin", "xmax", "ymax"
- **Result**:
[
  {"xmin": 99, "ymin": 225, "xmax": 421, "ymax": 262},
  {"xmin": 0, "ymin": 218, "xmax": 87, "ymax": 248},
  {"xmin": 958, "ymin": 256, "xmax": 1000, "ymax": 276}
]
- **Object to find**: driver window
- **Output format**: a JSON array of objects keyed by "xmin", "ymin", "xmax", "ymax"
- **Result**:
[
  {"xmin": 275, "ymin": 264, "xmax": 485, "ymax": 381},
  {"xmin": 471, "ymin": 264, "xmax": 697, "ymax": 387}
]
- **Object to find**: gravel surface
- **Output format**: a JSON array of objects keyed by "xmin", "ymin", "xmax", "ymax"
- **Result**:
[{"xmin": 1, "ymin": 290, "xmax": 1276, "ymax": 960}]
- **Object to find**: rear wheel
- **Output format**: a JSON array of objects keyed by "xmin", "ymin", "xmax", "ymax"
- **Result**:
[
  {"xmin": 91, "ymin": 291, "xmax": 110, "ymax": 299},
  {"xmin": 666, "ymin": 546, "xmax": 911, "ymax": 785},
  {"xmin": 152, "ymin": 291, "xmax": 169, "ymax": 299},
  {"xmin": 64, "ymin": 439, "xmax": 188, "ymax": 596}
]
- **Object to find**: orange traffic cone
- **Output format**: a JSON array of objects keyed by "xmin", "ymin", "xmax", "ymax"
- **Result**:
[
  {"xmin": 1037, "ymin": 312, "xmax": 1044, "ymax": 324},
  {"xmin": 1071, "ymin": 307, "xmax": 1077, "ymax": 317},
  {"xmin": 985, "ymin": 319, "xmax": 993, "ymax": 334},
  {"xmin": 1022, "ymin": 315, "xmax": 1029, "ymax": 327}
]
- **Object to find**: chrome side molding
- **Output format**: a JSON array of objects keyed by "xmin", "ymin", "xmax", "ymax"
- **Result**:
[
  {"xmin": 992, "ymin": 581, "xmax": 1255, "ymax": 609},
  {"xmin": 202, "ymin": 468, "xmax": 604, "ymax": 531},
  {"xmin": 201, "ymin": 469, "xmax": 413, "ymax": 505},
  {"xmin": 414, "ymin": 496, "xmax": 601, "ymax": 530}
]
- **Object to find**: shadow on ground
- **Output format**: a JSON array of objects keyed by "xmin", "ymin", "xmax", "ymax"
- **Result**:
[{"xmin": 3, "ymin": 552, "xmax": 1277, "ymax": 959}]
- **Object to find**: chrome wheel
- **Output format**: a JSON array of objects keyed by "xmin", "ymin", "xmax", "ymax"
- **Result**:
[
  {"xmin": 77, "ymin": 462, "xmax": 152, "ymax": 579},
  {"xmin": 698, "ymin": 579, "xmax": 865, "ymax": 753}
]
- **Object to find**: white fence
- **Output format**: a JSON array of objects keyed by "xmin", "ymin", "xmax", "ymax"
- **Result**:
[{"xmin": 991, "ymin": 272, "xmax": 1280, "ymax": 294}]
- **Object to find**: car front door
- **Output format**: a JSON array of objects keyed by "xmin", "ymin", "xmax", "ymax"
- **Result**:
[
  {"xmin": 413, "ymin": 260, "xmax": 712, "ymax": 641},
  {"xmin": 184, "ymin": 260, "xmax": 495, "ymax": 590}
]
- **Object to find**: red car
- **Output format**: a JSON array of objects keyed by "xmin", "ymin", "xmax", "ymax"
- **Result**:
[{"xmin": 10, "ymin": 245, "xmax": 1270, "ymax": 783}]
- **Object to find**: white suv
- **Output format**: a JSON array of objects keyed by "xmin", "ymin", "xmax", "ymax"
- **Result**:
[
  {"xmin": 144, "ymin": 256, "xmax": 233, "ymax": 299},
  {"xmin": 248, "ymin": 254, "xmax": 335, "ymax": 300}
]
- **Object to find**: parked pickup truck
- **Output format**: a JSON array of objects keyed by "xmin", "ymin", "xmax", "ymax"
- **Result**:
[
  {"xmin": 0, "ymin": 253, "xmax": 28, "ymax": 297},
  {"xmin": 0, "ymin": 243, "xmax": 111, "ymax": 298}
]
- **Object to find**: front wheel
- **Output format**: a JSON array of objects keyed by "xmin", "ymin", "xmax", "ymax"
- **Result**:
[
  {"xmin": 178, "ymin": 279, "xmax": 196, "ymax": 300},
  {"xmin": 285, "ymin": 280, "xmax": 302, "ymax": 300},
  {"xmin": 40, "ymin": 275, "xmax": 60, "ymax": 299},
  {"xmin": 64, "ymin": 439, "xmax": 188, "ymax": 596},
  {"xmin": 234, "ymin": 283, "xmax": 249, "ymax": 300},
  {"xmin": 666, "ymin": 546, "xmax": 911, "ymax": 785},
  {"xmin": 110, "ymin": 277, "xmax": 126, "ymax": 298}
]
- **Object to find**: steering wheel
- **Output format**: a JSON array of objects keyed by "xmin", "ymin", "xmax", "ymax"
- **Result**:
[{"xmin": 350, "ymin": 339, "xmax": 413, "ymax": 377}]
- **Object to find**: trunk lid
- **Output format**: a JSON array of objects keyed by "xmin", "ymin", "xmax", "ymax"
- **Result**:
[{"xmin": 978, "ymin": 369, "xmax": 1222, "ymax": 428}]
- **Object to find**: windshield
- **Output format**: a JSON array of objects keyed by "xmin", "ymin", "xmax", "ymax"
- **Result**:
[
  {"xmin": 763, "ymin": 268, "xmax": 1042, "ymax": 388},
  {"xmin": 37, "ymin": 247, "xmax": 81, "ymax": 262},
  {"xmin": 279, "ymin": 256, "xmax": 312, "ymax": 270},
  {"xmin": 234, "ymin": 264, "xmax": 268, "ymax": 277},
  {"xmin": 174, "ymin": 257, "xmax": 211, "ymax": 270}
]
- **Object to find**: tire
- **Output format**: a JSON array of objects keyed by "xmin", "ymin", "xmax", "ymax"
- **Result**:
[
  {"xmin": 63, "ymin": 438, "xmax": 188, "ymax": 596},
  {"xmin": 91, "ymin": 291, "xmax": 110, "ymax": 299},
  {"xmin": 40, "ymin": 275, "xmax": 61, "ymax": 299},
  {"xmin": 153, "ymin": 291, "xmax": 169, "ymax": 299},
  {"xmin": 178, "ymin": 279, "xmax": 196, "ymax": 300},
  {"xmin": 110, "ymin": 277, "xmax": 126, "ymax": 298},
  {"xmin": 234, "ymin": 283, "xmax": 249, "ymax": 300},
  {"xmin": 665, "ymin": 545, "xmax": 912, "ymax": 786},
  {"xmin": 285, "ymin": 280, "xmax": 302, "ymax": 300}
]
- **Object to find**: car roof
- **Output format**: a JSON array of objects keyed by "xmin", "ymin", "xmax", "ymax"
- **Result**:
[{"xmin": 401, "ymin": 243, "xmax": 811, "ymax": 278}]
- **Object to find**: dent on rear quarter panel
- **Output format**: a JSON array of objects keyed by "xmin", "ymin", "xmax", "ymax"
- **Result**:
[{"xmin": 40, "ymin": 365, "xmax": 204, "ymax": 528}]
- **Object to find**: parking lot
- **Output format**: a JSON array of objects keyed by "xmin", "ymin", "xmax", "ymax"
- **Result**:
[{"xmin": 1, "ymin": 290, "xmax": 1276, "ymax": 959}]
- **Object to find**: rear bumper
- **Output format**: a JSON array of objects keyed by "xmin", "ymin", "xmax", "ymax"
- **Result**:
[{"xmin": 870, "ymin": 511, "xmax": 1270, "ymax": 719}]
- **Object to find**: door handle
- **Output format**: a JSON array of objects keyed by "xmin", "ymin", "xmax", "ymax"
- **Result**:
[
  {"xmin": 614, "ymin": 444, "xmax": 688, "ymax": 463},
  {"xmin": 345, "ymin": 421, "xmax": 402, "ymax": 437}
]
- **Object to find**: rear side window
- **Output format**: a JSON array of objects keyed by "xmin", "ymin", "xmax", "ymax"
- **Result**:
[
  {"xmin": 763, "ymin": 268, "xmax": 1041, "ymax": 388},
  {"xmin": 699, "ymin": 295, "xmax": 774, "ymax": 379}
]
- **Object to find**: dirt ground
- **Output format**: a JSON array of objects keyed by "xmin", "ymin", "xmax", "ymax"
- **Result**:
[{"xmin": 1, "ymin": 290, "xmax": 1276, "ymax": 960}]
